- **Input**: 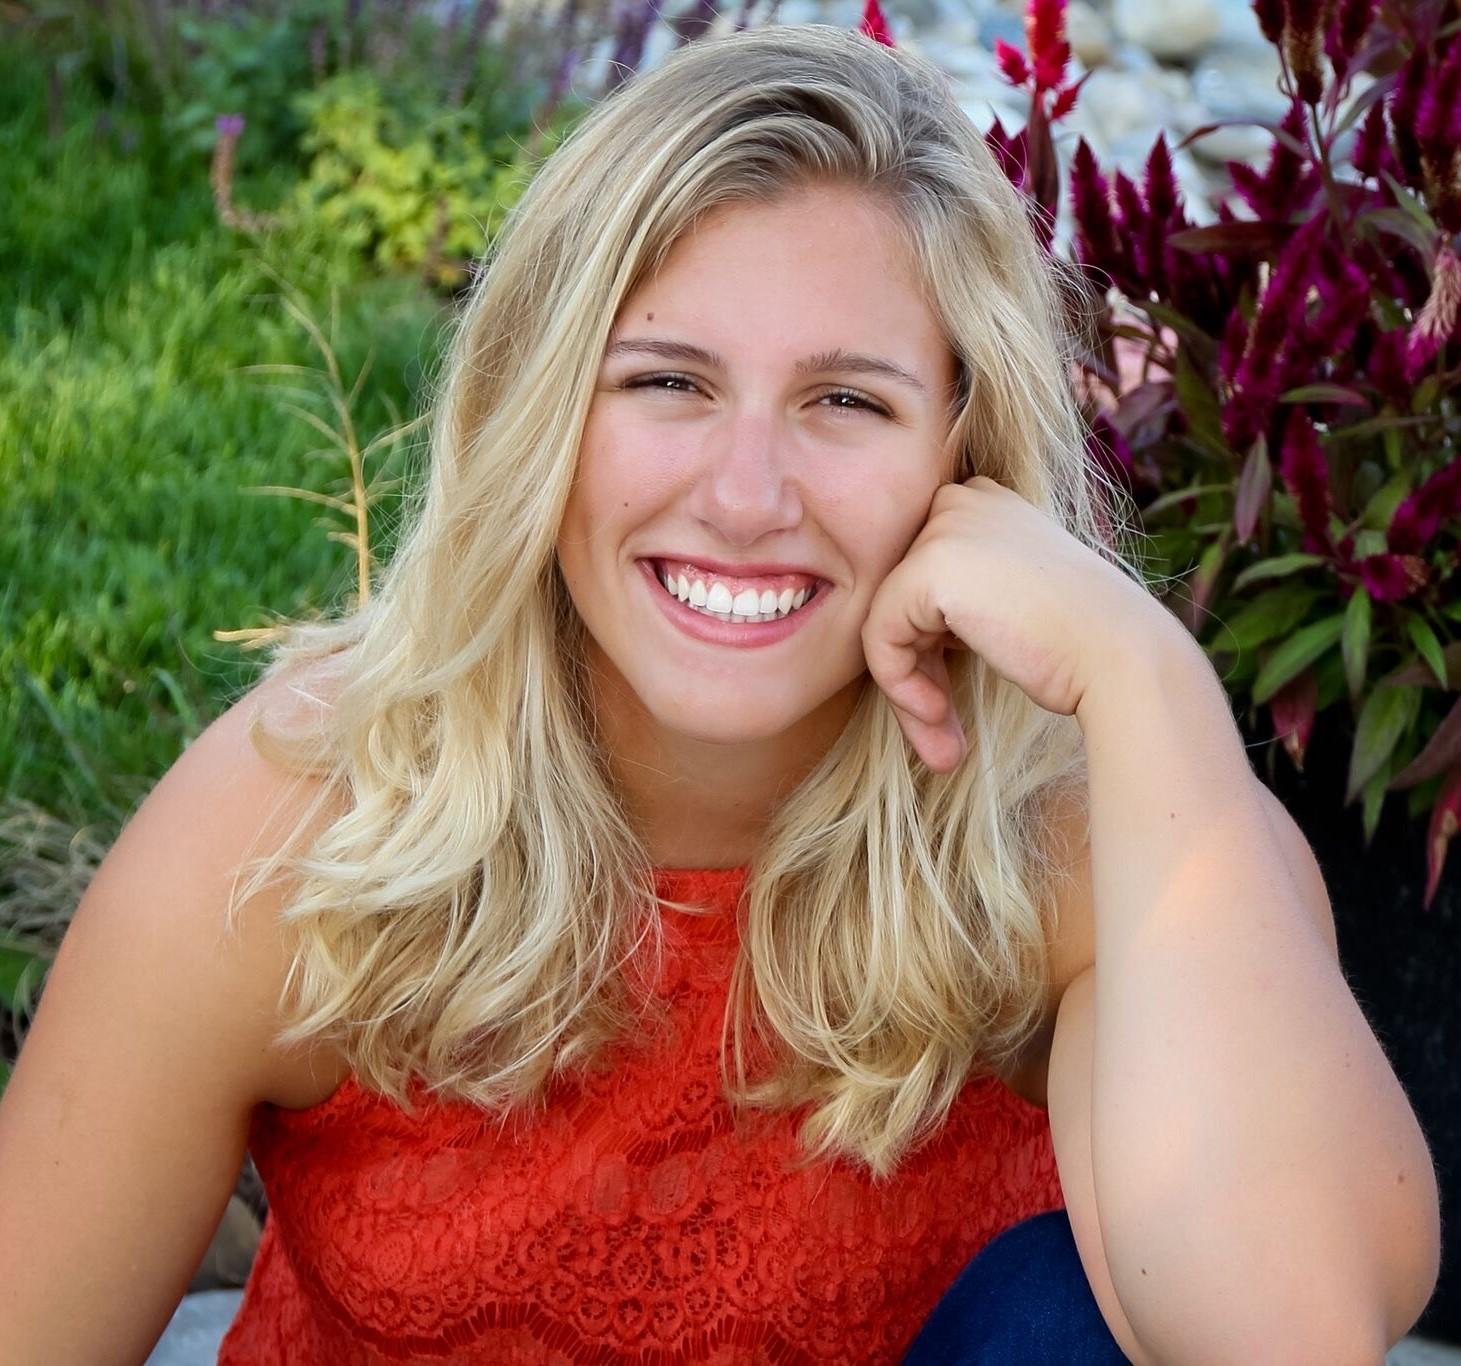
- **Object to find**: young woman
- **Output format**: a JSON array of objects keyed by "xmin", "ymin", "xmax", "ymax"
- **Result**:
[{"xmin": 0, "ymin": 22, "xmax": 1438, "ymax": 1366}]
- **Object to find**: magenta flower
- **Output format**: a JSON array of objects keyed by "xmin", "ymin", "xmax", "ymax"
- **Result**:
[
  {"xmin": 1357, "ymin": 553, "xmax": 1429, "ymax": 603},
  {"xmin": 858, "ymin": 0, "xmax": 895, "ymax": 47},
  {"xmin": 1389, "ymin": 455, "xmax": 1461, "ymax": 556},
  {"xmin": 1276, "ymin": 408, "xmax": 1335, "ymax": 555}
]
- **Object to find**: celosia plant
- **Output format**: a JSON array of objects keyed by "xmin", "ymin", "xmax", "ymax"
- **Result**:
[{"xmin": 863, "ymin": 0, "xmax": 1461, "ymax": 904}]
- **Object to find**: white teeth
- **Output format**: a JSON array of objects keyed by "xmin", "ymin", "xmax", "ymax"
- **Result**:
[{"xmin": 654, "ymin": 562, "xmax": 819, "ymax": 624}]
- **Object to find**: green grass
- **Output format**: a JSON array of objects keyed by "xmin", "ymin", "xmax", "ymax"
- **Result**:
[{"xmin": 0, "ymin": 57, "xmax": 449, "ymax": 848}]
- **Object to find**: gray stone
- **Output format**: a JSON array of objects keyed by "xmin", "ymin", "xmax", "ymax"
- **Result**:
[
  {"xmin": 145, "ymin": 1290, "xmax": 244, "ymax": 1366},
  {"xmin": 1388, "ymin": 1338, "xmax": 1461, "ymax": 1365},
  {"xmin": 1191, "ymin": 44, "xmax": 1288, "ymax": 122},
  {"xmin": 1066, "ymin": 0, "xmax": 1114, "ymax": 68},
  {"xmin": 1113, "ymin": 0, "xmax": 1221, "ymax": 61},
  {"xmin": 1185, "ymin": 118, "xmax": 1274, "ymax": 166},
  {"xmin": 1069, "ymin": 66, "xmax": 1181, "ymax": 147},
  {"xmin": 187, "ymin": 1195, "xmax": 262, "ymax": 1293}
]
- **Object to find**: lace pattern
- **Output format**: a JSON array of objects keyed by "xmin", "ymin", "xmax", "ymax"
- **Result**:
[{"xmin": 218, "ymin": 867, "xmax": 1064, "ymax": 1364}]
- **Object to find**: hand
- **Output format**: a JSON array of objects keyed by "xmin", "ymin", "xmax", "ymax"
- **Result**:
[{"xmin": 860, "ymin": 475, "xmax": 1173, "ymax": 772}]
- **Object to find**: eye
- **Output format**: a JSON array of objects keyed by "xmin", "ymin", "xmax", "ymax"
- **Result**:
[
  {"xmin": 622, "ymin": 373, "xmax": 891, "ymax": 417},
  {"xmin": 820, "ymin": 387, "xmax": 890, "ymax": 417},
  {"xmin": 622, "ymin": 372, "xmax": 702, "ymax": 395}
]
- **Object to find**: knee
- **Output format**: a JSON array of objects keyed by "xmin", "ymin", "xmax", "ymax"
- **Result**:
[{"xmin": 901, "ymin": 1209, "xmax": 1130, "ymax": 1365}]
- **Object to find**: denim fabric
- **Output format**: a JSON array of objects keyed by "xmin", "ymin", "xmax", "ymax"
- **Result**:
[{"xmin": 901, "ymin": 1209, "xmax": 1132, "ymax": 1365}]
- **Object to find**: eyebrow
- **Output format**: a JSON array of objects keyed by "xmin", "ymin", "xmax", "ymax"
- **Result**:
[{"xmin": 603, "ymin": 337, "xmax": 928, "ymax": 395}]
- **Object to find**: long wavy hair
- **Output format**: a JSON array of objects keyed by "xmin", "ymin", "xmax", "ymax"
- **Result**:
[{"xmin": 229, "ymin": 22, "xmax": 1151, "ymax": 1179}]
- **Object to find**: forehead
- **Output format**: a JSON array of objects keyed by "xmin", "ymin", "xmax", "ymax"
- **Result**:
[
  {"xmin": 610, "ymin": 187, "xmax": 950, "ymax": 373},
  {"xmin": 654, "ymin": 184, "xmax": 923, "ymax": 289}
]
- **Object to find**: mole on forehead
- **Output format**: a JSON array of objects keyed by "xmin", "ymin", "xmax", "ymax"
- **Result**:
[{"xmin": 603, "ymin": 337, "xmax": 928, "ymax": 395}]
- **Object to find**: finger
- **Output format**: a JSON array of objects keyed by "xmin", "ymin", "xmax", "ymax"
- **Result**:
[
  {"xmin": 862, "ymin": 583, "xmax": 955, "ymax": 725},
  {"xmin": 892, "ymin": 696, "xmax": 968, "ymax": 772}
]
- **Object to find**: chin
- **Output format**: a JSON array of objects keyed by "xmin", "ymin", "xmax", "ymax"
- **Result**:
[{"xmin": 638, "ymin": 687, "xmax": 816, "ymax": 746}]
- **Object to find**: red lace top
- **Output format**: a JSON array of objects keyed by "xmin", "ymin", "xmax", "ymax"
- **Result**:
[{"xmin": 218, "ymin": 866, "xmax": 1064, "ymax": 1364}]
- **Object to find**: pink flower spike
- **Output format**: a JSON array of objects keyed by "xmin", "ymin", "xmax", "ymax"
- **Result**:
[
  {"xmin": 1025, "ymin": 0, "xmax": 1067, "ymax": 75},
  {"xmin": 1357, "ymin": 552, "xmax": 1428, "ymax": 602},
  {"xmin": 994, "ymin": 39, "xmax": 1030, "ymax": 88},
  {"xmin": 1253, "ymin": 0, "xmax": 1284, "ymax": 43},
  {"xmin": 1278, "ymin": 408, "xmax": 1336, "ymax": 556},
  {"xmin": 858, "ymin": 0, "xmax": 895, "ymax": 47},
  {"xmin": 1389, "ymin": 455, "xmax": 1461, "ymax": 555},
  {"xmin": 1424, "ymin": 766, "xmax": 1461, "ymax": 910},
  {"xmin": 1049, "ymin": 78, "xmax": 1083, "ymax": 120}
]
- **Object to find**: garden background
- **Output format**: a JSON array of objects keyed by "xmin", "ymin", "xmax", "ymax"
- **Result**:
[{"xmin": 3, "ymin": 0, "xmax": 1460, "ymax": 1357}]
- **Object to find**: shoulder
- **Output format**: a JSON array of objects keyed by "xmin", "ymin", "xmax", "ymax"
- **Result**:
[
  {"xmin": 164, "ymin": 661, "xmax": 354, "ymax": 1107},
  {"xmin": 995, "ymin": 780, "xmax": 1095, "ymax": 1108}
]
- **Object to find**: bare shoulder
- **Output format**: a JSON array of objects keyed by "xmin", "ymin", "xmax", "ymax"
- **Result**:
[
  {"xmin": 163, "ymin": 660, "xmax": 355, "ymax": 1107},
  {"xmin": 995, "ymin": 779, "xmax": 1096, "ymax": 1109}
]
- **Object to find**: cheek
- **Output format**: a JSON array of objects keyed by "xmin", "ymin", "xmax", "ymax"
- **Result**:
[
  {"xmin": 817, "ymin": 467, "xmax": 940, "ymax": 581},
  {"xmin": 567, "ymin": 419, "xmax": 686, "ymax": 536}
]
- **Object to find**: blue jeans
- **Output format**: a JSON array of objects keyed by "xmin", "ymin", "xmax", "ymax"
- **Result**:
[{"xmin": 901, "ymin": 1209, "xmax": 1132, "ymax": 1364}]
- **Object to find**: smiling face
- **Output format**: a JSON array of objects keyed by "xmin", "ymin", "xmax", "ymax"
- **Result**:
[{"xmin": 555, "ymin": 182, "xmax": 961, "ymax": 759}]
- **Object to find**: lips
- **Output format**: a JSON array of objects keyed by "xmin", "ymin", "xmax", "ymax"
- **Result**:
[{"xmin": 635, "ymin": 557, "xmax": 827, "ymax": 646}]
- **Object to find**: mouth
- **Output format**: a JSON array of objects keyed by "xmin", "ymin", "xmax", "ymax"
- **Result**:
[
  {"xmin": 635, "ymin": 557, "xmax": 830, "ymax": 647},
  {"xmin": 644, "ymin": 558, "xmax": 827, "ymax": 624}
]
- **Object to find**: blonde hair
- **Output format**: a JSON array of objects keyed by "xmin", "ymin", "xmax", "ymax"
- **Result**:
[{"xmin": 231, "ymin": 23, "xmax": 1149, "ymax": 1179}]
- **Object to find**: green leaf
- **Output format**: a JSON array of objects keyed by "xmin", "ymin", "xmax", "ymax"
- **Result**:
[
  {"xmin": 1407, "ymin": 616, "xmax": 1450, "ymax": 688},
  {"xmin": 1215, "ymin": 583, "xmax": 1317, "ymax": 654},
  {"xmin": 1253, "ymin": 615, "xmax": 1346, "ymax": 703},
  {"xmin": 1347, "ymin": 684, "xmax": 1420, "ymax": 804},
  {"xmin": 1361, "ymin": 761, "xmax": 1389, "ymax": 844},
  {"xmin": 0, "ymin": 944, "xmax": 46, "ymax": 1014},
  {"xmin": 1142, "ymin": 483, "xmax": 1232, "ymax": 520},
  {"xmin": 1279, "ymin": 383, "xmax": 1371, "ymax": 407},
  {"xmin": 1351, "ymin": 528, "xmax": 1388, "ymax": 558},
  {"xmin": 1361, "ymin": 205, "xmax": 1436, "ymax": 259},
  {"xmin": 1359, "ymin": 470, "xmax": 1414, "ymax": 531},
  {"xmin": 1343, "ymin": 588, "xmax": 1371, "ymax": 698},
  {"xmin": 1172, "ymin": 346, "xmax": 1225, "ymax": 452},
  {"xmin": 1381, "ymin": 171, "xmax": 1440, "ymax": 238},
  {"xmin": 1412, "ymin": 375, "xmax": 1441, "ymax": 414},
  {"xmin": 1231, "ymin": 553, "xmax": 1326, "ymax": 593}
]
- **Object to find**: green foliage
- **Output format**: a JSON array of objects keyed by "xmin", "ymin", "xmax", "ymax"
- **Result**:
[
  {"xmin": 1, "ymin": 71, "xmax": 446, "ymax": 835},
  {"xmin": 290, "ymin": 70, "xmax": 576, "ymax": 285}
]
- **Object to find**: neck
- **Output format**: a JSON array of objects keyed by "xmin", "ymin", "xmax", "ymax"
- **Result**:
[{"xmin": 583, "ymin": 646, "xmax": 858, "ymax": 870}]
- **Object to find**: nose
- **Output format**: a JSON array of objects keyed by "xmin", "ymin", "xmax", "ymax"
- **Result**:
[{"xmin": 689, "ymin": 409, "xmax": 804, "ymax": 546}]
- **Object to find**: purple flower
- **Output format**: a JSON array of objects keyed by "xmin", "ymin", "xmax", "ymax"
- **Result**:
[
  {"xmin": 1252, "ymin": 0, "xmax": 1284, "ymax": 45},
  {"xmin": 215, "ymin": 113, "xmax": 246, "ymax": 138},
  {"xmin": 1276, "ymin": 407, "xmax": 1335, "ymax": 555},
  {"xmin": 1357, "ymin": 552, "xmax": 1429, "ymax": 603},
  {"xmin": 1351, "ymin": 103, "xmax": 1391, "ymax": 180},
  {"xmin": 1069, "ymin": 139, "xmax": 1123, "ymax": 279},
  {"xmin": 1389, "ymin": 456, "xmax": 1461, "ymax": 556}
]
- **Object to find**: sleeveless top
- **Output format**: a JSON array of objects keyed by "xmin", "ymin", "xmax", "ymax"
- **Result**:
[{"xmin": 218, "ymin": 866, "xmax": 1064, "ymax": 1364}]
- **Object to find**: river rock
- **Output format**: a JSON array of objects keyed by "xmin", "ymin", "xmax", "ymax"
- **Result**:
[{"xmin": 1112, "ymin": 0, "xmax": 1221, "ymax": 61}]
